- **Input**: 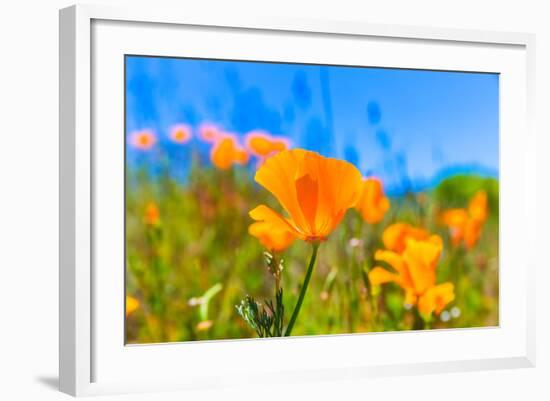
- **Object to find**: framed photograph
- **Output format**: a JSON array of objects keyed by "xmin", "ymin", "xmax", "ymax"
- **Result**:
[{"xmin": 59, "ymin": 4, "xmax": 536, "ymax": 396}]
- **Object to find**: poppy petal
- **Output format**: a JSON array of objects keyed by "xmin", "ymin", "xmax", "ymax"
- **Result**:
[
  {"xmin": 254, "ymin": 149, "xmax": 310, "ymax": 232},
  {"xmin": 368, "ymin": 267, "xmax": 398, "ymax": 286},
  {"xmin": 249, "ymin": 204, "xmax": 302, "ymax": 239},
  {"xmin": 418, "ymin": 282, "xmax": 455, "ymax": 316},
  {"xmin": 402, "ymin": 237, "xmax": 442, "ymax": 294}
]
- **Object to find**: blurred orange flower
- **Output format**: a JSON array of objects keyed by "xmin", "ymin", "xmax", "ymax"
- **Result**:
[
  {"xmin": 245, "ymin": 130, "xmax": 290, "ymax": 161},
  {"xmin": 355, "ymin": 177, "xmax": 390, "ymax": 224},
  {"xmin": 210, "ymin": 134, "xmax": 249, "ymax": 170},
  {"xmin": 441, "ymin": 209, "xmax": 468, "ymax": 247},
  {"xmin": 198, "ymin": 123, "xmax": 222, "ymax": 143},
  {"xmin": 468, "ymin": 191, "xmax": 488, "ymax": 222},
  {"xmin": 441, "ymin": 191, "xmax": 488, "ymax": 249},
  {"xmin": 382, "ymin": 223, "xmax": 430, "ymax": 254},
  {"xmin": 129, "ymin": 130, "xmax": 156, "ymax": 150},
  {"xmin": 126, "ymin": 295, "xmax": 140, "ymax": 316},
  {"xmin": 169, "ymin": 124, "xmax": 192, "ymax": 144},
  {"xmin": 249, "ymin": 149, "xmax": 363, "ymax": 242},
  {"xmin": 369, "ymin": 235, "xmax": 454, "ymax": 317},
  {"xmin": 144, "ymin": 202, "xmax": 160, "ymax": 226},
  {"xmin": 417, "ymin": 282, "xmax": 456, "ymax": 316},
  {"xmin": 249, "ymin": 221, "xmax": 295, "ymax": 251}
]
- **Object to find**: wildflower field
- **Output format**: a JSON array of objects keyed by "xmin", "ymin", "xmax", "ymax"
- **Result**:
[{"xmin": 125, "ymin": 56, "xmax": 499, "ymax": 343}]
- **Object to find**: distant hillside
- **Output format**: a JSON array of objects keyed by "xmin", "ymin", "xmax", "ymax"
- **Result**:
[
  {"xmin": 383, "ymin": 164, "xmax": 498, "ymax": 197},
  {"xmin": 432, "ymin": 174, "xmax": 499, "ymax": 219}
]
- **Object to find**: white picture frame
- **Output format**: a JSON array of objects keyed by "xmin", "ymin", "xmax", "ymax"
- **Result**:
[{"xmin": 59, "ymin": 3, "xmax": 536, "ymax": 397}]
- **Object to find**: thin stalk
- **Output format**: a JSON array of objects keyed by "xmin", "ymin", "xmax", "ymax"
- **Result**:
[
  {"xmin": 412, "ymin": 308, "xmax": 426, "ymax": 330},
  {"xmin": 284, "ymin": 243, "xmax": 320, "ymax": 336}
]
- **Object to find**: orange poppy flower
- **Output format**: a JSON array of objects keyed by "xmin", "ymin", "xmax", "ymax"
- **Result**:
[
  {"xmin": 126, "ymin": 295, "xmax": 140, "ymax": 316},
  {"xmin": 129, "ymin": 130, "xmax": 156, "ymax": 150},
  {"xmin": 369, "ymin": 235, "xmax": 454, "ymax": 316},
  {"xmin": 417, "ymin": 282, "xmax": 456, "ymax": 316},
  {"xmin": 169, "ymin": 124, "xmax": 192, "ymax": 144},
  {"xmin": 143, "ymin": 202, "xmax": 160, "ymax": 226},
  {"xmin": 355, "ymin": 177, "xmax": 390, "ymax": 224},
  {"xmin": 468, "ymin": 191, "xmax": 488, "ymax": 223},
  {"xmin": 441, "ymin": 209, "xmax": 468, "ymax": 246},
  {"xmin": 249, "ymin": 149, "xmax": 363, "ymax": 242},
  {"xmin": 210, "ymin": 134, "xmax": 249, "ymax": 170},
  {"xmin": 245, "ymin": 130, "xmax": 290, "ymax": 159},
  {"xmin": 441, "ymin": 190, "xmax": 488, "ymax": 249},
  {"xmin": 249, "ymin": 221, "xmax": 295, "ymax": 252},
  {"xmin": 381, "ymin": 223, "xmax": 430, "ymax": 254},
  {"xmin": 198, "ymin": 123, "xmax": 222, "ymax": 143},
  {"xmin": 464, "ymin": 218, "xmax": 484, "ymax": 249}
]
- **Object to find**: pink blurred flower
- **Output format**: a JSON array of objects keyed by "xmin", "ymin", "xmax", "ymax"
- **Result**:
[
  {"xmin": 129, "ymin": 129, "xmax": 157, "ymax": 151},
  {"xmin": 169, "ymin": 124, "xmax": 192, "ymax": 144},
  {"xmin": 198, "ymin": 123, "xmax": 222, "ymax": 143}
]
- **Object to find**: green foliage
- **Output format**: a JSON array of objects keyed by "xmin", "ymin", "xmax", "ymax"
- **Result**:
[
  {"xmin": 236, "ymin": 289, "xmax": 285, "ymax": 338},
  {"xmin": 236, "ymin": 251, "xmax": 286, "ymax": 337}
]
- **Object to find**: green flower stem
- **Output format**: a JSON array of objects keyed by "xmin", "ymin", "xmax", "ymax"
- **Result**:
[{"xmin": 284, "ymin": 242, "xmax": 320, "ymax": 336}]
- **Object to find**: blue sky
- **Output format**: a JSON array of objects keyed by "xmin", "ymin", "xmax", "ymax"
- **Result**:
[{"xmin": 126, "ymin": 55, "xmax": 499, "ymax": 194}]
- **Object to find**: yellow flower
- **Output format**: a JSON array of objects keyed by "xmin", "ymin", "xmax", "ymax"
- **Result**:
[
  {"xmin": 126, "ymin": 295, "xmax": 139, "ymax": 316},
  {"xmin": 355, "ymin": 177, "xmax": 390, "ymax": 224},
  {"xmin": 249, "ymin": 149, "xmax": 363, "ymax": 242},
  {"xmin": 129, "ymin": 130, "xmax": 156, "ymax": 150},
  {"xmin": 249, "ymin": 221, "xmax": 295, "ymax": 251},
  {"xmin": 245, "ymin": 130, "xmax": 290, "ymax": 159},
  {"xmin": 169, "ymin": 124, "xmax": 192, "ymax": 144},
  {"xmin": 210, "ymin": 134, "xmax": 249, "ymax": 170},
  {"xmin": 381, "ymin": 223, "xmax": 430, "ymax": 254},
  {"xmin": 441, "ymin": 190, "xmax": 488, "ymax": 249},
  {"xmin": 368, "ymin": 235, "xmax": 454, "ymax": 317},
  {"xmin": 144, "ymin": 202, "xmax": 160, "ymax": 226}
]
